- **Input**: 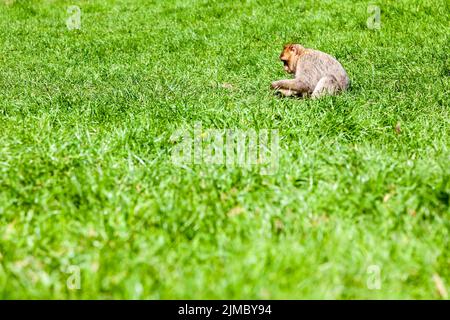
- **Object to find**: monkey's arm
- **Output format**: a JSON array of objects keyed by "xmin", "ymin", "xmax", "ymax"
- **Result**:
[{"xmin": 271, "ymin": 79, "xmax": 311, "ymax": 93}]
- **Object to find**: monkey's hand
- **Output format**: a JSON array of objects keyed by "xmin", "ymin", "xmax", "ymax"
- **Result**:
[{"xmin": 271, "ymin": 81, "xmax": 281, "ymax": 90}]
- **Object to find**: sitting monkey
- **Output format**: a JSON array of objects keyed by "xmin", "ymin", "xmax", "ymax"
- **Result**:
[{"xmin": 271, "ymin": 44, "xmax": 350, "ymax": 99}]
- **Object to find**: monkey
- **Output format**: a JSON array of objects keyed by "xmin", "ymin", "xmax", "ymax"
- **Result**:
[{"xmin": 271, "ymin": 44, "xmax": 350, "ymax": 99}]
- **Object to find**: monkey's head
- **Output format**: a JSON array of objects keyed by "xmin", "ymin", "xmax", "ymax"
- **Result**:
[{"xmin": 280, "ymin": 44, "xmax": 304, "ymax": 74}]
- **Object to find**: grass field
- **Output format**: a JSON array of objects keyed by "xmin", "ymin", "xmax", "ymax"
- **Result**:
[{"xmin": 0, "ymin": 0, "xmax": 448, "ymax": 299}]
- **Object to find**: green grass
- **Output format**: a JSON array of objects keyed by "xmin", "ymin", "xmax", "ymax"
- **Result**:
[{"xmin": 0, "ymin": 0, "xmax": 449, "ymax": 299}]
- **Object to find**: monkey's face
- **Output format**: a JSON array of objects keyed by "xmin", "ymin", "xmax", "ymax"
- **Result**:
[{"xmin": 280, "ymin": 44, "xmax": 300, "ymax": 74}]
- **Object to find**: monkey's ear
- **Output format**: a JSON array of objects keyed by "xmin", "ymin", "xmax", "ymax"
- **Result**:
[
  {"xmin": 283, "ymin": 44, "xmax": 293, "ymax": 51},
  {"xmin": 289, "ymin": 44, "xmax": 298, "ymax": 53}
]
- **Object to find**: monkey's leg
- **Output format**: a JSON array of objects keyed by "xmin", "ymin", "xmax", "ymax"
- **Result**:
[
  {"xmin": 271, "ymin": 79, "xmax": 311, "ymax": 93},
  {"xmin": 311, "ymin": 75, "xmax": 340, "ymax": 99},
  {"xmin": 277, "ymin": 89, "xmax": 300, "ymax": 97}
]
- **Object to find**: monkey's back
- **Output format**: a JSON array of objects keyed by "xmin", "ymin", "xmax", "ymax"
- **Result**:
[{"xmin": 296, "ymin": 49, "xmax": 350, "ymax": 92}]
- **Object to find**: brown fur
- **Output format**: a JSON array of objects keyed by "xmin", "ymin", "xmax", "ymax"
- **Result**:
[{"xmin": 271, "ymin": 44, "xmax": 350, "ymax": 99}]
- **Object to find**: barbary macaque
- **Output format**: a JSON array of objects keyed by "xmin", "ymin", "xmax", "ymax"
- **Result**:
[{"xmin": 271, "ymin": 44, "xmax": 350, "ymax": 98}]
